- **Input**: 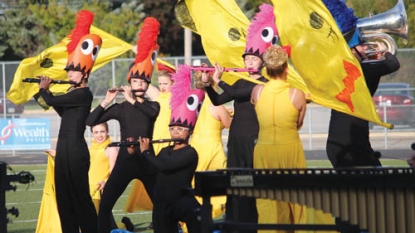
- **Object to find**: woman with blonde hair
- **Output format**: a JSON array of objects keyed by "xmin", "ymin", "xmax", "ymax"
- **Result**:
[{"xmin": 251, "ymin": 45, "xmax": 307, "ymax": 231}]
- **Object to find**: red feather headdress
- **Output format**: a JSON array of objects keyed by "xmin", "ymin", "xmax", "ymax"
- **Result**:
[
  {"xmin": 65, "ymin": 10, "xmax": 102, "ymax": 75},
  {"xmin": 127, "ymin": 17, "xmax": 160, "ymax": 82}
]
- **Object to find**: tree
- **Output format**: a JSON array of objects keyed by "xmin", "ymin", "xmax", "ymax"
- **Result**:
[{"xmin": 0, "ymin": 2, "xmax": 49, "ymax": 60}]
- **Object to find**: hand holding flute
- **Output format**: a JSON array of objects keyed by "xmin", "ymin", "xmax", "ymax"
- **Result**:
[
  {"xmin": 23, "ymin": 77, "xmax": 75, "ymax": 85},
  {"xmin": 37, "ymin": 75, "xmax": 53, "ymax": 91},
  {"xmin": 123, "ymin": 136, "xmax": 149, "ymax": 155},
  {"xmin": 109, "ymin": 138, "xmax": 185, "ymax": 147},
  {"xmin": 191, "ymin": 66, "xmax": 258, "ymax": 73}
]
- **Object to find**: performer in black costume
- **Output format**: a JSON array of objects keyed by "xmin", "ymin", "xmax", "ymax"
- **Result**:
[
  {"xmin": 324, "ymin": 0, "xmax": 400, "ymax": 168},
  {"xmin": 85, "ymin": 17, "xmax": 161, "ymax": 233},
  {"xmin": 38, "ymin": 10, "xmax": 102, "ymax": 233},
  {"xmin": 202, "ymin": 5, "xmax": 280, "ymax": 231},
  {"xmin": 127, "ymin": 64, "xmax": 204, "ymax": 233}
]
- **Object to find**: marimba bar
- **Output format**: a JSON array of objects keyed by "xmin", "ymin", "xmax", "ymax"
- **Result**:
[{"xmin": 195, "ymin": 168, "xmax": 415, "ymax": 233}]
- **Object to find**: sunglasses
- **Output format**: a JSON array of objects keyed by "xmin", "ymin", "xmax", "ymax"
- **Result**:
[{"xmin": 168, "ymin": 127, "xmax": 190, "ymax": 133}]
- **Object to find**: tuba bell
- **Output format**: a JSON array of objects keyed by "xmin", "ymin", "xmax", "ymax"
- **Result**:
[{"xmin": 356, "ymin": 0, "xmax": 408, "ymax": 59}]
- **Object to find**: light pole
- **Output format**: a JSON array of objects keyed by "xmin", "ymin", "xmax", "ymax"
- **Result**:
[{"xmin": 184, "ymin": 28, "xmax": 192, "ymax": 65}]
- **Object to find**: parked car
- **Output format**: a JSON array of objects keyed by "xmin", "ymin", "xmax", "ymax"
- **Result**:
[
  {"xmin": 372, "ymin": 83, "xmax": 415, "ymax": 127},
  {"xmin": 0, "ymin": 95, "xmax": 24, "ymax": 117}
]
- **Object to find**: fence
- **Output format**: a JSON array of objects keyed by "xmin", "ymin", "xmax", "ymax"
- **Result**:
[{"xmin": 1, "ymin": 51, "xmax": 415, "ymax": 155}]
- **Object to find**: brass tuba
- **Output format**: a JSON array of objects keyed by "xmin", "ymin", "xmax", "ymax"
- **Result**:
[{"xmin": 356, "ymin": 0, "xmax": 408, "ymax": 59}]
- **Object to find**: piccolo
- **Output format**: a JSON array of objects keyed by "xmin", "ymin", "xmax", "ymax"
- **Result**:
[
  {"xmin": 23, "ymin": 78, "xmax": 76, "ymax": 85},
  {"xmin": 108, "ymin": 138, "xmax": 185, "ymax": 147},
  {"xmin": 108, "ymin": 88, "xmax": 143, "ymax": 93},
  {"xmin": 190, "ymin": 67, "xmax": 258, "ymax": 73}
]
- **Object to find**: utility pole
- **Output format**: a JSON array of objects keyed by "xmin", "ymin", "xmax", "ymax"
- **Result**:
[{"xmin": 184, "ymin": 28, "xmax": 192, "ymax": 65}]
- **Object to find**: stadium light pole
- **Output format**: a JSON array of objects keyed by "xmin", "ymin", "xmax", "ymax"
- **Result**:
[{"xmin": 184, "ymin": 28, "xmax": 192, "ymax": 65}]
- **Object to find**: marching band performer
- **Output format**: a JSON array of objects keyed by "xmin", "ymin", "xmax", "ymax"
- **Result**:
[
  {"xmin": 124, "ymin": 64, "xmax": 176, "ymax": 230},
  {"xmin": 85, "ymin": 17, "xmax": 160, "ymax": 233},
  {"xmin": 325, "ymin": 0, "xmax": 401, "ymax": 168},
  {"xmin": 202, "ymin": 4, "xmax": 277, "ymax": 230},
  {"xmin": 126, "ymin": 64, "xmax": 204, "ymax": 233},
  {"xmin": 191, "ymin": 64, "xmax": 232, "ymax": 218},
  {"xmin": 37, "ymin": 10, "xmax": 102, "ymax": 233},
  {"xmin": 251, "ymin": 44, "xmax": 308, "ymax": 233}
]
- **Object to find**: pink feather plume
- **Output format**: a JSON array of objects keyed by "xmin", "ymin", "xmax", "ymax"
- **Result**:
[
  {"xmin": 246, "ymin": 4, "xmax": 276, "ymax": 44},
  {"xmin": 170, "ymin": 64, "xmax": 191, "ymax": 110}
]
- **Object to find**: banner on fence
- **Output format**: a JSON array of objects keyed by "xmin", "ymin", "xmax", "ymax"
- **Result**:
[{"xmin": 0, "ymin": 118, "xmax": 50, "ymax": 150}]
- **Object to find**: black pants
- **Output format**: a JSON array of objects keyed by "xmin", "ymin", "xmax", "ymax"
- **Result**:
[
  {"xmin": 55, "ymin": 138, "xmax": 98, "ymax": 233},
  {"xmin": 225, "ymin": 135, "xmax": 258, "ymax": 233},
  {"xmin": 326, "ymin": 139, "xmax": 382, "ymax": 168},
  {"xmin": 98, "ymin": 148, "xmax": 156, "ymax": 233},
  {"xmin": 153, "ymin": 196, "xmax": 201, "ymax": 233}
]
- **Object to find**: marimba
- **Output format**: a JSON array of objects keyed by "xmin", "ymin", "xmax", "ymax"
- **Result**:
[{"xmin": 195, "ymin": 168, "xmax": 415, "ymax": 233}]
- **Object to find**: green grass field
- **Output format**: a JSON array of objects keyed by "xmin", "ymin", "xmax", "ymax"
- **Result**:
[{"xmin": 4, "ymin": 159, "xmax": 409, "ymax": 233}]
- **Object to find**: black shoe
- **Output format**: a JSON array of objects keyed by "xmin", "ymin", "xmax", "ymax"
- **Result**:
[
  {"xmin": 146, "ymin": 222, "xmax": 153, "ymax": 230},
  {"xmin": 122, "ymin": 216, "xmax": 134, "ymax": 232}
]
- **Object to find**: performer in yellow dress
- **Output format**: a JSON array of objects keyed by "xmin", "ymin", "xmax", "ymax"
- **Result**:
[
  {"xmin": 36, "ymin": 123, "xmax": 125, "ymax": 232},
  {"xmin": 251, "ymin": 45, "xmax": 307, "ymax": 232},
  {"xmin": 35, "ymin": 151, "xmax": 62, "ymax": 233},
  {"xmin": 88, "ymin": 122, "xmax": 118, "ymax": 212},
  {"xmin": 191, "ymin": 68, "xmax": 232, "ymax": 218},
  {"xmin": 252, "ymin": 45, "xmax": 335, "ymax": 233},
  {"xmin": 147, "ymin": 68, "xmax": 175, "ymax": 154}
]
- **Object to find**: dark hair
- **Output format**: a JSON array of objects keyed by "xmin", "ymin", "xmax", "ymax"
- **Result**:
[{"xmin": 91, "ymin": 122, "xmax": 109, "ymax": 132}]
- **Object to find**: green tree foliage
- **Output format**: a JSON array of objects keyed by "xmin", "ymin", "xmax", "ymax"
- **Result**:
[
  {"xmin": 0, "ymin": 0, "xmax": 414, "ymax": 61},
  {"xmin": 0, "ymin": 1, "xmax": 49, "ymax": 60}
]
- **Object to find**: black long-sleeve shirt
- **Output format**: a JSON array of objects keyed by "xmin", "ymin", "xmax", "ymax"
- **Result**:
[
  {"xmin": 205, "ymin": 77, "xmax": 268, "ymax": 137},
  {"xmin": 86, "ymin": 100, "xmax": 160, "ymax": 141},
  {"xmin": 39, "ymin": 87, "xmax": 92, "ymax": 139},
  {"xmin": 142, "ymin": 145, "xmax": 198, "ymax": 204}
]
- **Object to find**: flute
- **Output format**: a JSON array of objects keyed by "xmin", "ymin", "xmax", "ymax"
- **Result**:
[
  {"xmin": 108, "ymin": 88, "xmax": 143, "ymax": 93},
  {"xmin": 23, "ymin": 78, "xmax": 76, "ymax": 85},
  {"xmin": 108, "ymin": 138, "xmax": 185, "ymax": 147},
  {"xmin": 190, "ymin": 67, "xmax": 258, "ymax": 73}
]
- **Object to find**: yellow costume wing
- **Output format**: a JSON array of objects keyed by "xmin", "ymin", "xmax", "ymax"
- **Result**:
[
  {"xmin": 7, "ymin": 25, "xmax": 132, "ymax": 105},
  {"xmin": 271, "ymin": 0, "xmax": 391, "ymax": 128}
]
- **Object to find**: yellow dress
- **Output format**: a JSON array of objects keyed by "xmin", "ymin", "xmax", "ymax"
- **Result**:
[
  {"xmin": 190, "ymin": 95, "xmax": 227, "ymax": 218},
  {"xmin": 89, "ymin": 136, "xmax": 112, "ymax": 213},
  {"xmin": 152, "ymin": 92, "xmax": 172, "ymax": 154},
  {"xmin": 254, "ymin": 79, "xmax": 334, "ymax": 233},
  {"xmin": 254, "ymin": 79, "xmax": 307, "ymax": 232},
  {"xmin": 124, "ymin": 92, "xmax": 171, "ymax": 212},
  {"xmin": 35, "ymin": 154, "xmax": 62, "ymax": 233}
]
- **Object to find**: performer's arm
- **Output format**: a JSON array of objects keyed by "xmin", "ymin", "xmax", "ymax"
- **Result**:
[
  {"xmin": 39, "ymin": 88, "xmax": 89, "ymax": 116},
  {"xmin": 218, "ymin": 80, "xmax": 256, "ymax": 99},
  {"xmin": 133, "ymin": 101, "xmax": 160, "ymax": 120},
  {"xmin": 381, "ymin": 52, "xmax": 400, "ymax": 74},
  {"xmin": 142, "ymin": 147, "xmax": 197, "ymax": 172},
  {"xmin": 205, "ymin": 85, "xmax": 233, "ymax": 106},
  {"xmin": 85, "ymin": 104, "xmax": 118, "ymax": 126},
  {"xmin": 363, "ymin": 52, "xmax": 400, "ymax": 95}
]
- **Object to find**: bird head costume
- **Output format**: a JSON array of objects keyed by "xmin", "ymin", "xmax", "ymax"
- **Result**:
[
  {"xmin": 169, "ymin": 65, "xmax": 204, "ymax": 129},
  {"xmin": 127, "ymin": 17, "xmax": 160, "ymax": 83},
  {"xmin": 64, "ymin": 10, "xmax": 102, "ymax": 76}
]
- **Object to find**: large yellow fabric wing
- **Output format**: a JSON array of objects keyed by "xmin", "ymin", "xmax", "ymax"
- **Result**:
[
  {"xmin": 271, "ymin": 0, "xmax": 391, "ymax": 128},
  {"xmin": 7, "ymin": 25, "xmax": 132, "ymax": 105},
  {"xmin": 174, "ymin": 0, "xmax": 309, "ymax": 92}
]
